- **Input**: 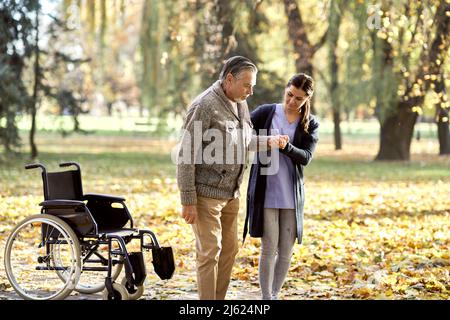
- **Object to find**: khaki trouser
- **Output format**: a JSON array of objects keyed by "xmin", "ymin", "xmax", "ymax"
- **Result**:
[{"xmin": 192, "ymin": 196, "xmax": 240, "ymax": 300}]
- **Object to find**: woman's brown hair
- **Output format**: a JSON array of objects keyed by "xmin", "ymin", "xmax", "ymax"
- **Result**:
[{"xmin": 286, "ymin": 73, "xmax": 314, "ymax": 133}]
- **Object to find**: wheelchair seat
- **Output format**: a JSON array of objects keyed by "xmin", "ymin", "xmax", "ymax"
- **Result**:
[{"xmin": 99, "ymin": 228, "xmax": 139, "ymax": 238}]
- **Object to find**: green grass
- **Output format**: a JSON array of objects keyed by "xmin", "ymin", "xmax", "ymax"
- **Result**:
[
  {"xmin": 15, "ymin": 114, "xmax": 439, "ymax": 140},
  {"xmin": 317, "ymin": 120, "xmax": 438, "ymax": 139},
  {"xmin": 16, "ymin": 114, "xmax": 183, "ymax": 138},
  {"xmin": 306, "ymin": 156, "xmax": 450, "ymax": 182}
]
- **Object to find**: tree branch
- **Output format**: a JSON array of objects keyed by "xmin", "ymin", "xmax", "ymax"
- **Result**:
[
  {"xmin": 313, "ymin": 28, "xmax": 328, "ymax": 53},
  {"xmin": 315, "ymin": 68, "xmax": 331, "ymax": 93}
]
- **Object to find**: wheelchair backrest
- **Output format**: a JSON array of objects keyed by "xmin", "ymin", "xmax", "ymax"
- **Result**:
[
  {"xmin": 43, "ymin": 170, "xmax": 83, "ymax": 201},
  {"xmin": 26, "ymin": 163, "xmax": 103, "ymax": 236}
]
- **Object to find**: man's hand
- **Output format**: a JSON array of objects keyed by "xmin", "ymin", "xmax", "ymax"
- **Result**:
[
  {"xmin": 268, "ymin": 135, "xmax": 289, "ymax": 149},
  {"xmin": 279, "ymin": 135, "xmax": 289, "ymax": 149},
  {"xmin": 181, "ymin": 205, "xmax": 197, "ymax": 224},
  {"xmin": 268, "ymin": 135, "xmax": 281, "ymax": 149}
]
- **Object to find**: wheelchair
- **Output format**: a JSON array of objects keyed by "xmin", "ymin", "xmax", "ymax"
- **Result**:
[{"xmin": 4, "ymin": 162, "xmax": 175, "ymax": 300}]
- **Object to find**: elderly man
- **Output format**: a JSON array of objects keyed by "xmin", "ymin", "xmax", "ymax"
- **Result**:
[{"xmin": 177, "ymin": 56, "xmax": 283, "ymax": 300}]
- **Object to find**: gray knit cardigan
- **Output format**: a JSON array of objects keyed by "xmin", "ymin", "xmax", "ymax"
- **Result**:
[{"xmin": 177, "ymin": 80, "xmax": 266, "ymax": 206}]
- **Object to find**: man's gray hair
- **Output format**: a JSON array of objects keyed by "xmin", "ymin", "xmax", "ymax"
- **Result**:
[{"xmin": 219, "ymin": 56, "xmax": 257, "ymax": 81}]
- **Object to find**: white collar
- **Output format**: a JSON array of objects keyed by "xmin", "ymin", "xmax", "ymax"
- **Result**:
[{"xmin": 227, "ymin": 97, "xmax": 237, "ymax": 107}]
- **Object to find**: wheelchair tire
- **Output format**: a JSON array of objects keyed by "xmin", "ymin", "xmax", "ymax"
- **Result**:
[
  {"xmin": 4, "ymin": 214, "xmax": 82, "ymax": 300},
  {"xmin": 121, "ymin": 277, "xmax": 144, "ymax": 300},
  {"xmin": 102, "ymin": 283, "xmax": 129, "ymax": 300}
]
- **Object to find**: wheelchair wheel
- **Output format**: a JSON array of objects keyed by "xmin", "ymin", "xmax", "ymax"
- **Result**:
[
  {"xmin": 4, "ymin": 214, "xmax": 81, "ymax": 300},
  {"xmin": 102, "ymin": 283, "xmax": 129, "ymax": 300},
  {"xmin": 121, "ymin": 277, "xmax": 144, "ymax": 300},
  {"xmin": 52, "ymin": 242, "xmax": 124, "ymax": 294}
]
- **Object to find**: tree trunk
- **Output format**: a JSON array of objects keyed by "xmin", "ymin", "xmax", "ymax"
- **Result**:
[
  {"xmin": 100, "ymin": 0, "xmax": 107, "ymax": 55},
  {"xmin": 283, "ymin": 0, "xmax": 328, "ymax": 115},
  {"xmin": 333, "ymin": 110, "xmax": 342, "ymax": 150},
  {"xmin": 200, "ymin": 0, "xmax": 235, "ymax": 84},
  {"xmin": 140, "ymin": 0, "xmax": 161, "ymax": 115},
  {"xmin": 435, "ymin": 75, "xmax": 450, "ymax": 155},
  {"xmin": 283, "ymin": 0, "xmax": 314, "ymax": 75},
  {"xmin": 217, "ymin": 0, "xmax": 235, "ymax": 59},
  {"xmin": 372, "ymin": 16, "xmax": 398, "ymax": 161},
  {"xmin": 437, "ymin": 107, "xmax": 450, "ymax": 155},
  {"xmin": 73, "ymin": 116, "xmax": 80, "ymax": 132},
  {"xmin": 376, "ymin": 101, "xmax": 418, "ymax": 161},
  {"xmin": 87, "ymin": 0, "xmax": 95, "ymax": 34},
  {"xmin": 329, "ymin": 0, "xmax": 344, "ymax": 150},
  {"xmin": 29, "ymin": 106, "xmax": 38, "ymax": 159},
  {"xmin": 29, "ymin": 6, "xmax": 40, "ymax": 160},
  {"xmin": 419, "ymin": 1, "xmax": 449, "ymax": 155}
]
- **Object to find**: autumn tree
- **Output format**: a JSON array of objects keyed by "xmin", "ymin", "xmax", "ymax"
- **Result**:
[
  {"xmin": 373, "ymin": 0, "xmax": 450, "ymax": 160},
  {"xmin": 0, "ymin": 0, "xmax": 35, "ymax": 155},
  {"xmin": 25, "ymin": 2, "xmax": 92, "ymax": 158}
]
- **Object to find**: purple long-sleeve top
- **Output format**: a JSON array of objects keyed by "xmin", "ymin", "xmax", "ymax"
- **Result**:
[{"xmin": 264, "ymin": 104, "xmax": 299, "ymax": 209}]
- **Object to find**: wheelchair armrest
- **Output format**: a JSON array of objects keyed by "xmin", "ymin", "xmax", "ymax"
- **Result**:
[
  {"xmin": 39, "ymin": 200, "xmax": 86, "ymax": 208},
  {"xmin": 83, "ymin": 193, "xmax": 126, "ymax": 202}
]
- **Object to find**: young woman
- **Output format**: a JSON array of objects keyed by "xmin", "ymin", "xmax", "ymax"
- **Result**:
[{"xmin": 244, "ymin": 73, "xmax": 319, "ymax": 300}]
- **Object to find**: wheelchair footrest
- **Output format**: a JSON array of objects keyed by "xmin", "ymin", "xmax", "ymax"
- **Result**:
[
  {"xmin": 152, "ymin": 247, "xmax": 175, "ymax": 280},
  {"xmin": 125, "ymin": 252, "xmax": 146, "ymax": 286}
]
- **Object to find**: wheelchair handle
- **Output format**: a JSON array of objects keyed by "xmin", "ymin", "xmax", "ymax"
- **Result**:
[
  {"xmin": 59, "ymin": 162, "xmax": 81, "ymax": 171},
  {"xmin": 25, "ymin": 163, "xmax": 47, "ymax": 172}
]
